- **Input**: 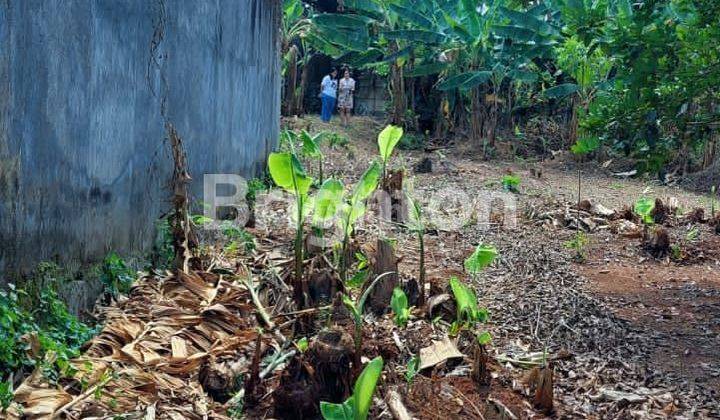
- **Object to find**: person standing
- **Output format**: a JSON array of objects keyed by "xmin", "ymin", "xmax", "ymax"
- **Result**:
[
  {"xmin": 337, "ymin": 68, "xmax": 356, "ymax": 127},
  {"xmin": 320, "ymin": 68, "xmax": 338, "ymax": 122}
]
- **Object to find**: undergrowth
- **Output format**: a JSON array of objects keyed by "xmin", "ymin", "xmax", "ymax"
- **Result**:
[{"xmin": 1, "ymin": 284, "xmax": 98, "ymax": 410}]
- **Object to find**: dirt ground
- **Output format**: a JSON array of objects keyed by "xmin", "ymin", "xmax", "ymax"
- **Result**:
[
  {"xmin": 294, "ymin": 115, "xmax": 720, "ymax": 418},
  {"xmin": 12, "ymin": 115, "xmax": 717, "ymax": 419}
]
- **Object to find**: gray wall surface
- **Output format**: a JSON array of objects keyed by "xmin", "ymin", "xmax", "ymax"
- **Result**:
[{"xmin": 0, "ymin": 0, "xmax": 280, "ymax": 280}]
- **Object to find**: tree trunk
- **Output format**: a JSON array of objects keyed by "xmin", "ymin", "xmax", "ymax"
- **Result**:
[
  {"xmin": 293, "ymin": 59, "xmax": 311, "ymax": 116},
  {"xmin": 470, "ymin": 87, "xmax": 484, "ymax": 148},
  {"xmin": 389, "ymin": 44, "xmax": 406, "ymax": 126},
  {"xmin": 283, "ymin": 45, "xmax": 299, "ymax": 116}
]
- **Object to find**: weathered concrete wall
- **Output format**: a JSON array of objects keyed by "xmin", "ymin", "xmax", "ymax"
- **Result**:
[{"xmin": 0, "ymin": 0, "xmax": 280, "ymax": 279}]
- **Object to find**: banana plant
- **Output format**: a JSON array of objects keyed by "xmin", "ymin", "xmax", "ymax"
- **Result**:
[
  {"xmin": 300, "ymin": 130, "xmax": 326, "ymax": 184},
  {"xmin": 268, "ymin": 150, "xmax": 313, "ymax": 306},
  {"xmin": 339, "ymin": 161, "xmax": 382, "ymax": 282},
  {"xmin": 320, "ymin": 356, "xmax": 384, "ymax": 420},
  {"xmin": 464, "ymin": 244, "xmax": 498, "ymax": 276},
  {"xmin": 313, "ymin": 178, "xmax": 345, "ymax": 247},
  {"xmin": 342, "ymin": 272, "xmax": 396, "ymax": 370},
  {"xmin": 449, "ymin": 276, "xmax": 489, "ymax": 335},
  {"xmin": 405, "ymin": 192, "xmax": 426, "ymax": 306},
  {"xmin": 377, "ymin": 125, "xmax": 404, "ymax": 181},
  {"xmin": 391, "ymin": 287, "xmax": 410, "ymax": 328},
  {"xmin": 634, "ymin": 197, "xmax": 655, "ymax": 225}
]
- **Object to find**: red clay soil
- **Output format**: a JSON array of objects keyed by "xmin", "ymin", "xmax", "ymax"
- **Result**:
[{"xmin": 578, "ymin": 234, "xmax": 720, "ymax": 392}]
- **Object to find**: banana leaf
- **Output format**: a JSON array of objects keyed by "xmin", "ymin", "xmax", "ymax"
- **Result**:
[
  {"xmin": 388, "ymin": 4, "xmax": 433, "ymax": 29},
  {"xmin": 543, "ymin": 83, "xmax": 579, "ymax": 99},
  {"xmin": 407, "ymin": 62, "xmax": 449, "ymax": 77},
  {"xmin": 313, "ymin": 13, "xmax": 372, "ymax": 30},
  {"xmin": 500, "ymin": 7, "xmax": 558, "ymax": 36},
  {"xmin": 382, "ymin": 46, "xmax": 413, "ymax": 63},
  {"xmin": 382, "ymin": 29, "xmax": 446, "ymax": 44},
  {"xmin": 437, "ymin": 71, "xmax": 492, "ymax": 91}
]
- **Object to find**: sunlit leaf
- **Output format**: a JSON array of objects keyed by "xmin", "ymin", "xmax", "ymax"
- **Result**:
[
  {"xmin": 464, "ymin": 244, "xmax": 498, "ymax": 274},
  {"xmin": 268, "ymin": 152, "xmax": 313, "ymax": 196},
  {"xmin": 378, "ymin": 125, "xmax": 404, "ymax": 164},
  {"xmin": 314, "ymin": 179, "xmax": 344, "ymax": 223}
]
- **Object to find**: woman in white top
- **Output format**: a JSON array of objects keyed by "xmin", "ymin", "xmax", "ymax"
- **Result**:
[
  {"xmin": 320, "ymin": 68, "xmax": 338, "ymax": 122},
  {"xmin": 337, "ymin": 68, "xmax": 356, "ymax": 127}
]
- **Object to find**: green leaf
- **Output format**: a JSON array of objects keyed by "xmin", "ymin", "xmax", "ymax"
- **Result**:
[
  {"xmin": 570, "ymin": 136, "xmax": 600, "ymax": 155},
  {"xmin": 383, "ymin": 29, "xmax": 446, "ymax": 44},
  {"xmin": 449, "ymin": 276, "xmax": 488, "ymax": 325},
  {"xmin": 543, "ymin": 83, "xmax": 579, "ymax": 99},
  {"xmin": 268, "ymin": 152, "xmax": 313, "ymax": 196},
  {"xmin": 313, "ymin": 13, "xmax": 372, "ymax": 30},
  {"xmin": 464, "ymin": 244, "xmax": 498, "ymax": 274},
  {"xmin": 352, "ymin": 356, "xmax": 384, "ymax": 420},
  {"xmin": 295, "ymin": 337, "xmax": 309, "ymax": 352},
  {"xmin": 391, "ymin": 287, "xmax": 410, "ymax": 328},
  {"xmin": 405, "ymin": 193, "xmax": 424, "ymax": 232},
  {"xmin": 499, "ymin": 7, "xmax": 558, "ymax": 36},
  {"xmin": 406, "ymin": 62, "xmax": 449, "ymax": 77},
  {"xmin": 501, "ymin": 175, "xmax": 521, "ymax": 193},
  {"xmin": 353, "ymin": 161, "xmax": 382, "ymax": 202},
  {"xmin": 405, "ymin": 355, "xmax": 419, "ymax": 384},
  {"xmin": 300, "ymin": 130, "xmax": 323, "ymax": 158},
  {"xmin": 377, "ymin": 125, "xmax": 404, "ymax": 164},
  {"xmin": 314, "ymin": 179, "xmax": 345, "ymax": 223},
  {"xmin": 477, "ymin": 331, "xmax": 492, "ymax": 346},
  {"xmin": 437, "ymin": 71, "xmax": 493, "ymax": 91},
  {"xmin": 320, "ymin": 400, "xmax": 354, "ymax": 420},
  {"xmin": 388, "ymin": 4, "xmax": 433, "ymax": 29},
  {"xmin": 634, "ymin": 197, "xmax": 655, "ymax": 224}
]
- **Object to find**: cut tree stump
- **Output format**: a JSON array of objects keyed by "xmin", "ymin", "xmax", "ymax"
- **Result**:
[
  {"xmin": 380, "ymin": 169, "xmax": 405, "ymax": 223},
  {"xmin": 366, "ymin": 238, "xmax": 399, "ymax": 315},
  {"xmin": 644, "ymin": 227, "xmax": 671, "ymax": 257}
]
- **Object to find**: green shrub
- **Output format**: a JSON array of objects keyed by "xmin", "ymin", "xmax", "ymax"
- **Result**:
[
  {"xmin": 100, "ymin": 252, "xmax": 135, "ymax": 298},
  {"xmin": 0, "ymin": 284, "xmax": 98, "ymax": 392}
]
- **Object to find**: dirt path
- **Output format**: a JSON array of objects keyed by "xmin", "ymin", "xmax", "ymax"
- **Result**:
[{"xmin": 305, "ymin": 115, "xmax": 720, "ymax": 417}]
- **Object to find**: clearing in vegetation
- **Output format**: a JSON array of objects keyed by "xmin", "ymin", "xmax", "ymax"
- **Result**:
[{"xmin": 5, "ymin": 116, "xmax": 719, "ymax": 418}]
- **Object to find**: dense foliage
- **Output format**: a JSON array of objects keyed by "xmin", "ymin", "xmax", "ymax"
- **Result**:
[
  {"xmin": 1, "ymin": 285, "xmax": 98, "ymax": 409},
  {"xmin": 284, "ymin": 0, "xmax": 720, "ymax": 174}
]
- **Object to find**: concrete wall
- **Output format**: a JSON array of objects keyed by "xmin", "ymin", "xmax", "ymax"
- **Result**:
[{"xmin": 0, "ymin": 0, "xmax": 280, "ymax": 280}]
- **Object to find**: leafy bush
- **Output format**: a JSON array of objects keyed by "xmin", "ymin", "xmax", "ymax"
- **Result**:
[
  {"xmin": 501, "ymin": 174, "xmax": 521, "ymax": 193},
  {"xmin": 100, "ymin": 252, "xmax": 135, "ymax": 298},
  {"xmin": 246, "ymin": 177, "xmax": 269, "ymax": 206},
  {"xmin": 564, "ymin": 231, "xmax": 589, "ymax": 261},
  {"xmin": 0, "ymin": 284, "xmax": 98, "ymax": 393}
]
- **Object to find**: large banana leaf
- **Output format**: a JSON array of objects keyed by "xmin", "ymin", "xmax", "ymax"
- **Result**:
[
  {"xmin": 315, "ymin": 26, "xmax": 370, "ymax": 51},
  {"xmin": 407, "ymin": 62, "xmax": 449, "ymax": 77},
  {"xmin": 500, "ymin": 7, "xmax": 558, "ymax": 36},
  {"xmin": 492, "ymin": 25, "xmax": 540, "ymax": 43},
  {"xmin": 508, "ymin": 69, "xmax": 538, "ymax": 83},
  {"xmin": 388, "ymin": 4, "xmax": 433, "ymax": 29},
  {"xmin": 437, "ymin": 71, "xmax": 492, "ymax": 91},
  {"xmin": 543, "ymin": 83, "xmax": 579, "ymax": 99},
  {"xmin": 382, "ymin": 29, "xmax": 446, "ymax": 44},
  {"xmin": 313, "ymin": 13, "xmax": 371, "ymax": 30},
  {"xmin": 382, "ymin": 46, "xmax": 413, "ymax": 64},
  {"xmin": 338, "ymin": 49, "xmax": 384, "ymax": 68},
  {"xmin": 342, "ymin": 0, "xmax": 384, "ymax": 19}
]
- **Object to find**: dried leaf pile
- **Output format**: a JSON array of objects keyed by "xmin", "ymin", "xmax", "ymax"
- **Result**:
[{"xmin": 9, "ymin": 271, "xmax": 261, "ymax": 419}]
